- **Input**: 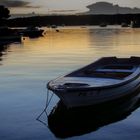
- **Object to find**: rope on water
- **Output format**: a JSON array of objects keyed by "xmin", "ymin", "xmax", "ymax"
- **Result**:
[{"xmin": 36, "ymin": 89, "xmax": 54, "ymax": 124}]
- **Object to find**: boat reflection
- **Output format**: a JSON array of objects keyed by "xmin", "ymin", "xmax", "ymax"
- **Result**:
[
  {"xmin": 0, "ymin": 44, "xmax": 9, "ymax": 61},
  {"xmin": 0, "ymin": 26, "xmax": 21, "ymax": 44},
  {"xmin": 48, "ymin": 91, "xmax": 140, "ymax": 138}
]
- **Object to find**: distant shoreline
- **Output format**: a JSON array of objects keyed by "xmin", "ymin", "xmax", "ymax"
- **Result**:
[{"xmin": 7, "ymin": 14, "xmax": 140, "ymax": 27}]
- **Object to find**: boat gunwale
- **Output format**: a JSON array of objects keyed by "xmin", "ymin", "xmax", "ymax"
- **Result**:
[
  {"xmin": 47, "ymin": 57, "xmax": 140, "ymax": 91},
  {"xmin": 48, "ymin": 68, "xmax": 140, "ymax": 92}
]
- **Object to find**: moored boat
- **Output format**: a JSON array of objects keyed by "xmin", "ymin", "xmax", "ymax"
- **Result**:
[
  {"xmin": 130, "ymin": 21, "xmax": 140, "ymax": 28},
  {"xmin": 121, "ymin": 23, "xmax": 129, "ymax": 27},
  {"xmin": 99, "ymin": 23, "xmax": 107, "ymax": 27},
  {"xmin": 47, "ymin": 57, "xmax": 140, "ymax": 108},
  {"xmin": 0, "ymin": 26, "xmax": 21, "ymax": 44},
  {"xmin": 18, "ymin": 26, "xmax": 44, "ymax": 38}
]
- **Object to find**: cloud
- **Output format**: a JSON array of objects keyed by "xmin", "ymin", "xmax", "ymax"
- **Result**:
[
  {"xmin": 0, "ymin": 0, "xmax": 39, "ymax": 8},
  {"xmin": 84, "ymin": 2, "xmax": 140, "ymax": 14}
]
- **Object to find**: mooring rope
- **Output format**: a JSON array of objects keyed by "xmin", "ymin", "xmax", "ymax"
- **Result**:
[{"xmin": 36, "ymin": 89, "xmax": 54, "ymax": 123}]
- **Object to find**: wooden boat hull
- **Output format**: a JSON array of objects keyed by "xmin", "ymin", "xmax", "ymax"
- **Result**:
[
  {"xmin": 48, "ymin": 57, "xmax": 140, "ymax": 108},
  {"xmin": 53, "ymin": 76, "xmax": 140, "ymax": 108}
]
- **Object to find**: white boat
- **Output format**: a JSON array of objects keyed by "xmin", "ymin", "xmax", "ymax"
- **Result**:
[
  {"xmin": 130, "ymin": 21, "xmax": 140, "ymax": 28},
  {"xmin": 47, "ymin": 57, "xmax": 140, "ymax": 108}
]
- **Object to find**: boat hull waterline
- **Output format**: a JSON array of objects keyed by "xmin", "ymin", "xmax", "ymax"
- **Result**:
[{"xmin": 47, "ymin": 57, "xmax": 140, "ymax": 108}]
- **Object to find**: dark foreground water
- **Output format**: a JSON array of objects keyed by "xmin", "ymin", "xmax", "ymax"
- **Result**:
[{"xmin": 0, "ymin": 26, "xmax": 140, "ymax": 140}]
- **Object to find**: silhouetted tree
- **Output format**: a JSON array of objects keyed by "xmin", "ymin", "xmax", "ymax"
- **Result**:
[
  {"xmin": 0, "ymin": 5, "xmax": 10, "ymax": 26},
  {"xmin": 0, "ymin": 5, "xmax": 10, "ymax": 19}
]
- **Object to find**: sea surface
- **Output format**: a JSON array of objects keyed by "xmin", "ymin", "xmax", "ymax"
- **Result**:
[{"xmin": 0, "ymin": 26, "xmax": 140, "ymax": 140}]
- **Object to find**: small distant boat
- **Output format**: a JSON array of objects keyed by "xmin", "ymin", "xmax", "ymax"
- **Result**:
[
  {"xmin": 130, "ymin": 21, "xmax": 140, "ymax": 28},
  {"xmin": 99, "ymin": 23, "xmax": 107, "ymax": 27},
  {"xmin": 19, "ymin": 26, "xmax": 44, "ymax": 38},
  {"xmin": 51, "ymin": 25, "xmax": 57, "ymax": 29},
  {"xmin": 121, "ymin": 23, "xmax": 129, "ymax": 27},
  {"xmin": 47, "ymin": 57, "xmax": 140, "ymax": 108}
]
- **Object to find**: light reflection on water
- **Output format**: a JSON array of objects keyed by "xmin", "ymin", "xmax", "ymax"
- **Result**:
[{"xmin": 0, "ymin": 26, "xmax": 140, "ymax": 140}]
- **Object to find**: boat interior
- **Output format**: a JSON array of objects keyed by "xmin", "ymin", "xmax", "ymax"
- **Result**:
[
  {"xmin": 84, "ymin": 64, "xmax": 135, "ymax": 79},
  {"xmin": 48, "ymin": 57, "xmax": 140, "ymax": 89},
  {"xmin": 66, "ymin": 56, "xmax": 140, "ymax": 80},
  {"xmin": 67, "ymin": 64, "xmax": 136, "ymax": 80}
]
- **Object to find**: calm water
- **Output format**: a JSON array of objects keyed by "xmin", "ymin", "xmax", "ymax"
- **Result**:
[{"xmin": 0, "ymin": 26, "xmax": 140, "ymax": 140}]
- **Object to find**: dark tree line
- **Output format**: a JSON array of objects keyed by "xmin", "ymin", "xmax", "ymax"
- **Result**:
[
  {"xmin": 0, "ymin": 5, "xmax": 10, "ymax": 19},
  {"xmin": 0, "ymin": 5, "xmax": 140, "ymax": 27},
  {"xmin": 8, "ymin": 14, "xmax": 140, "ymax": 27},
  {"xmin": 0, "ymin": 5, "xmax": 10, "ymax": 26}
]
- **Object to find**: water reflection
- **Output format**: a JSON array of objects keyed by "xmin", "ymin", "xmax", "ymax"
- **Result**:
[
  {"xmin": 1, "ymin": 27, "xmax": 140, "ymax": 140},
  {"xmin": 48, "ymin": 91, "xmax": 140, "ymax": 138},
  {"xmin": 0, "ymin": 44, "xmax": 9, "ymax": 63},
  {"xmin": 87, "ymin": 28, "xmax": 140, "ymax": 57}
]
